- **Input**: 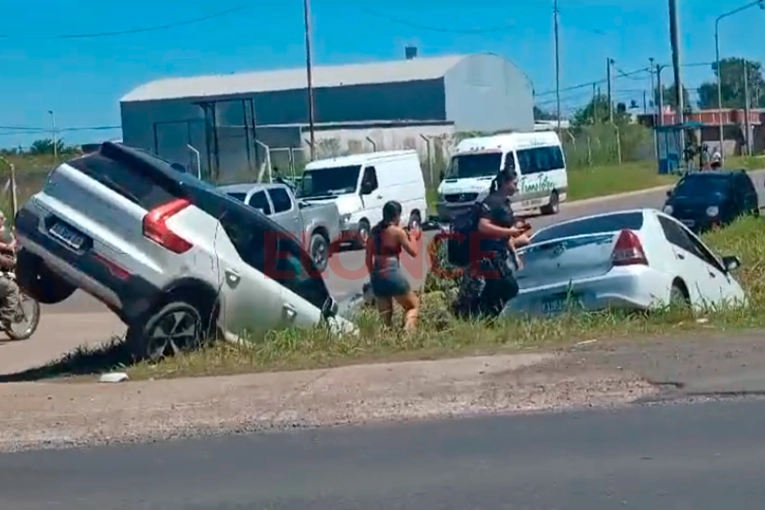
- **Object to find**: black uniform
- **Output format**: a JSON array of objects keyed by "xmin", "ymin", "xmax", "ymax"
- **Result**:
[{"xmin": 452, "ymin": 191, "xmax": 520, "ymax": 318}]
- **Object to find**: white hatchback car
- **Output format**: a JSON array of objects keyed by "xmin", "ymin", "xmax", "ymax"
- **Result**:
[{"xmin": 502, "ymin": 208, "xmax": 746, "ymax": 317}]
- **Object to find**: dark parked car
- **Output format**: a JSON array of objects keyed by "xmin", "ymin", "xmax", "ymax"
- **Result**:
[{"xmin": 663, "ymin": 170, "xmax": 759, "ymax": 233}]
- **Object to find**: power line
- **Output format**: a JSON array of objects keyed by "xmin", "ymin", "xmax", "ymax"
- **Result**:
[
  {"xmin": 357, "ymin": 7, "xmax": 515, "ymax": 34},
  {"xmin": 0, "ymin": 4, "xmax": 249, "ymax": 39}
]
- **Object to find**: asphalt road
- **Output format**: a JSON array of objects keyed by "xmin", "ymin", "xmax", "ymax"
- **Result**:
[
  {"xmin": 3, "ymin": 397, "xmax": 765, "ymax": 509},
  {"xmin": 42, "ymin": 183, "xmax": 680, "ymax": 315}
]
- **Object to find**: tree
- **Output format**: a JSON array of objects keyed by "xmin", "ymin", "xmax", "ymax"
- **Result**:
[
  {"xmin": 696, "ymin": 57, "xmax": 765, "ymax": 109},
  {"xmin": 654, "ymin": 84, "xmax": 690, "ymax": 110},
  {"xmin": 571, "ymin": 94, "xmax": 629, "ymax": 127},
  {"xmin": 533, "ymin": 106, "xmax": 557, "ymax": 121},
  {"xmin": 28, "ymin": 138, "xmax": 67, "ymax": 155}
]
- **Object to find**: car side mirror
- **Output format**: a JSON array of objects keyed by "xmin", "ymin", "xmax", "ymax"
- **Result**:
[
  {"xmin": 721, "ymin": 255, "xmax": 741, "ymax": 272},
  {"xmin": 360, "ymin": 182, "xmax": 374, "ymax": 195},
  {"xmin": 322, "ymin": 296, "xmax": 338, "ymax": 317},
  {"xmin": 439, "ymin": 171, "xmax": 445, "ymax": 181},
  {"xmin": 666, "ymin": 190, "xmax": 672, "ymax": 198}
]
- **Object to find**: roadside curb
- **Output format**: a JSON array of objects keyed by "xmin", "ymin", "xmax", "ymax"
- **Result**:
[{"xmin": 0, "ymin": 352, "xmax": 653, "ymax": 452}]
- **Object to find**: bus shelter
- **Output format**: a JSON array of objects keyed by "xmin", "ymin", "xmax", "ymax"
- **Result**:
[{"xmin": 655, "ymin": 121, "xmax": 703, "ymax": 174}]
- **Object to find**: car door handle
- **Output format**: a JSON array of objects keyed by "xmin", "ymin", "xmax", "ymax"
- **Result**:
[
  {"xmin": 376, "ymin": 194, "xmax": 383, "ymax": 199},
  {"xmin": 708, "ymin": 271, "xmax": 716, "ymax": 278},
  {"xmin": 675, "ymin": 252, "xmax": 685, "ymax": 260},
  {"xmin": 283, "ymin": 303, "xmax": 297, "ymax": 319}
]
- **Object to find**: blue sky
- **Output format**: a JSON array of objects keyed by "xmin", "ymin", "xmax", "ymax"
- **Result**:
[{"xmin": 2, "ymin": 0, "xmax": 764, "ymax": 148}]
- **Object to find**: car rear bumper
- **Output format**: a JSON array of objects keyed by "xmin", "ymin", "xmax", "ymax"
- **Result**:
[
  {"xmin": 501, "ymin": 267, "xmax": 671, "ymax": 317},
  {"xmin": 15, "ymin": 203, "xmax": 160, "ymax": 323}
]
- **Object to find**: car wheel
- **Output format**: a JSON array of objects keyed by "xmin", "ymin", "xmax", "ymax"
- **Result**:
[
  {"xmin": 356, "ymin": 219, "xmax": 371, "ymax": 249},
  {"xmin": 669, "ymin": 280, "xmax": 690, "ymax": 309},
  {"xmin": 310, "ymin": 232, "xmax": 329, "ymax": 271},
  {"xmin": 125, "ymin": 300, "xmax": 205, "ymax": 362},
  {"xmin": 540, "ymin": 191, "xmax": 560, "ymax": 215},
  {"xmin": 15, "ymin": 248, "xmax": 77, "ymax": 305}
]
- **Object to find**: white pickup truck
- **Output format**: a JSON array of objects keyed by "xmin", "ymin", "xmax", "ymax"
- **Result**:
[{"xmin": 219, "ymin": 182, "xmax": 342, "ymax": 271}]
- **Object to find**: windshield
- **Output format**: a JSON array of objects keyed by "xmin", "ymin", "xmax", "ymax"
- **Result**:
[
  {"xmin": 445, "ymin": 153, "xmax": 503, "ymax": 179},
  {"xmin": 531, "ymin": 212, "xmax": 645, "ymax": 245},
  {"xmin": 297, "ymin": 165, "xmax": 361, "ymax": 198},
  {"xmin": 673, "ymin": 175, "xmax": 730, "ymax": 198}
]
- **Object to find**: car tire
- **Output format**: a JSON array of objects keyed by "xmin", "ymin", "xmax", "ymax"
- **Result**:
[
  {"xmin": 15, "ymin": 248, "xmax": 77, "ymax": 305},
  {"xmin": 669, "ymin": 280, "xmax": 690, "ymax": 309},
  {"xmin": 540, "ymin": 191, "xmax": 560, "ymax": 215},
  {"xmin": 356, "ymin": 219, "xmax": 371, "ymax": 249},
  {"xmin": 310, "ymin": 232, "xmax": 329, "ymax": 272},
  {"xmin": 125, "ymin": 300, "xmax": 206, "ymax": 363}
]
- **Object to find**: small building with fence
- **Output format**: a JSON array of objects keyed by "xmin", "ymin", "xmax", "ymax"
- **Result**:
[{"xmin": 119, "ymin": 51, "xmax": 534, "ymax": 185}]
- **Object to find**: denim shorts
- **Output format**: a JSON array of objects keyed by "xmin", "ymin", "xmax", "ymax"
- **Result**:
[{"xmin": 370, "ymin": 258, "xmax": 411, "ymax": 297}]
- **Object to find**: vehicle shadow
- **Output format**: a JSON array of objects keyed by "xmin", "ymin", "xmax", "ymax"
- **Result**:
[{"xmin": 0, "ymin": 337, "xmax": 132, "ymax": 383}]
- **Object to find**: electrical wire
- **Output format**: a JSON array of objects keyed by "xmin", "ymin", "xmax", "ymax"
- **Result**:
[
  {"xmin": 0, "ymin": 4, "xmax": 249, "ymax": 39},
  {"xmin": 357, "ymin": 7, "xmax": 515, "ymax": 34}
]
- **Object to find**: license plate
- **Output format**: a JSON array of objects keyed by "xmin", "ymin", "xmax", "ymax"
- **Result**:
[
  {"xmin": 49, "ymin": 222, "xmax": 85, "ymax": 250},
  {"xmin": 542, "ymin": 295, "xmax": 581, "ymax": 314},
  {"xmin": 681, "ymin": 219, "xmax": 695, "ymax": 227}
]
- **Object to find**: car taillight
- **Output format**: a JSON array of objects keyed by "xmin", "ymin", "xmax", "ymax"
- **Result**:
[
  {"xmin": 142, "ymin": 198, "xmax": 193, "ymax": 254},
  {"xmin": 611, "ymin": 229, "xmax": 648, "ymax": 266}
]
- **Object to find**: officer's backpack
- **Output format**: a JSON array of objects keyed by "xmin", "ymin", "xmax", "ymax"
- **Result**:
[{"xmin": 446, "ymin": 204, "xmax": 481, "ymax": 267}]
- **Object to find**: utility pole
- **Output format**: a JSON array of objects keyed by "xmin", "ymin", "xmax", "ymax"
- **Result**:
[
  {"xmin": 606, "ymin": 58, "xmax": 614, "ymax": 123},
  {"xmin": 302, "ymin": 0, "xmax": 316, "ymax": 160},
  {"xmin": 553, "ymin": 0, "xmax": 561, "ymax": 132},
  {"xmin": 591, "ymin": 83, "xmax": 597, "ymax": 123},
  {"xmin": 744, "ymin": 63, "xmax": 751, "ymax": 155},
  {"xmin": 668, "ymin": 0, "xmax": 684, "ymax": 124},
  {"xmin": 47, "ymin": 110, "xmax": 57, "ymax": 163},
  {"xmin": 656, "ymin": 64, "xmax": 664, "ymax": 126},
  {"xmin": 648, "ymin": 57, "xmax": 656, "ymax": 123}
]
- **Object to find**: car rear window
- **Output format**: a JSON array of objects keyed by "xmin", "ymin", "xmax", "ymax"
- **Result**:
[
  {"xmin": 531, "ymin": 212, "xmax": 645, "ymax": 244},
  {"xmin": 68, "ymin": 152, "xmax": 179, "ymax": 210}
]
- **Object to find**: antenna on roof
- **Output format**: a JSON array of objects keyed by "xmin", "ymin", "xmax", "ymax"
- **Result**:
[{"xmin": 405, "ymin": 45, "xmax": 418, "ymax": 60}]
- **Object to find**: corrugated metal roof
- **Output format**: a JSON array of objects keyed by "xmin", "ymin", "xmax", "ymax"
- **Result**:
[{"xmin": 121, "ymin": 54, "xmax": 466, "ymax": 103}]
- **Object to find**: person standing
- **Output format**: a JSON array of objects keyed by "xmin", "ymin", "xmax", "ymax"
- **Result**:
[
  {"xmin": 0, "ymin": 212, "xmax": 19, "ymax": 332},
  {"xmin": 452, "ymin": 168, "xmax": 529, "ymax": 319},
  {"xmin": 365, "ymin": 201, "xmax": 422, "ymax": 331}
]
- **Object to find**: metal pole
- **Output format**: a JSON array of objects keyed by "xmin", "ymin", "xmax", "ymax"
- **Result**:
[
  {"xmin": 668, "ymin": 0, "xmax": 684, "ymax": 124},
  {"xmin": 302, "ymin": 0, "xmax": 317, "ymax": 161},
  {"xmin": 606, "ymin": 58, "xmax": 613, "ymax": 123},
  {"xmin": 553, "ymin": 0, "xmax": 561, "ymax": 132},
  {"xmin": 715, "ymin": 18, "xmax": 724, "ymax": 161},
  {"xmin": 649, "ymin": 58, "xmax": 656, "ymax": 123},
  {"xmin": 744, "ymin": 62, "xmax": 752, "ymax": 156},
  {"xmin": 48, "ymin": 110, "xmax": 58, "ymax": 162},
  {"xmin": 656, "ymin": 65, "xmax": 664, "ymax": 126}
]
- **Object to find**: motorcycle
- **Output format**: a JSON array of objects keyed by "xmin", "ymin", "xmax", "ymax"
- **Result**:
[{"xmin": 1, "ymin": 271, "xmax": 40, "ymax": 340}]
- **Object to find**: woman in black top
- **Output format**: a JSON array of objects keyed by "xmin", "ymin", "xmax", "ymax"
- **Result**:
[{"xmin": 453, "ymin": 168, "xmax": 530, "ymax": 318}]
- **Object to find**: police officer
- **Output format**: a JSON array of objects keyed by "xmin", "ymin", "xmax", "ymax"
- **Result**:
[{"xmin": 452, "ymin": 168, "xmax": 529, "ymax": 318}]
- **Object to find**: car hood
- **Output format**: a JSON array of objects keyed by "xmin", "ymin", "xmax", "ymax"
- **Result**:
[{"xmin": 667, "ymin": 193, "xmax": 726, "ymax": 208}]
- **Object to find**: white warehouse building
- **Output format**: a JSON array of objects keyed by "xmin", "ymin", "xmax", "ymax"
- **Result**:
[{"xmin": 119, "ymin": 51, "xmax": 534, "ymax": 181}]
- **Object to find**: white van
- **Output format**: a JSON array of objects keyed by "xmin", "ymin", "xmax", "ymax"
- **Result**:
[
  {"xmin": 298, "ymin": 150, "xmax": 428, "ymax": 246},
  {"xmin": 436, "ymin": 131, "xmax": 567, "ymax": 221}
]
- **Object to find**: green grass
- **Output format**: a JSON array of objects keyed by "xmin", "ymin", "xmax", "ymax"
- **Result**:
[{"xmin": 11, "ymin": 214, "xmax": 765, "ymax": 383}]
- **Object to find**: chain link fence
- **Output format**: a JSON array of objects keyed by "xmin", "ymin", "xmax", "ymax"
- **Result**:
[{"xmin": 560, "ymin": 123, "xmax": 656, "ymax": 169}]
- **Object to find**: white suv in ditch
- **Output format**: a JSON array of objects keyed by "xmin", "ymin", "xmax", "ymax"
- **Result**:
[{"xmin": 14, "ymin": 142, "xmax": 356, "ymax": 360}]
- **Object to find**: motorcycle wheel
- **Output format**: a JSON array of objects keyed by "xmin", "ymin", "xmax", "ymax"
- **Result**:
[{"xmin": 6, "ymin": 292, "xmax": 41, "ymax": 340}]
